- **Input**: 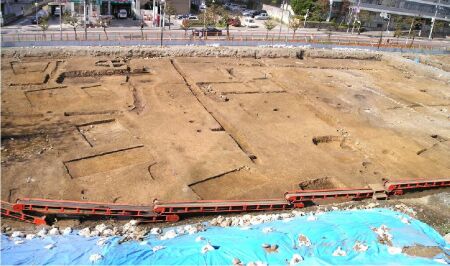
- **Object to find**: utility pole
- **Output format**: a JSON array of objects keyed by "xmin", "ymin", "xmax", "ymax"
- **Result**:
[
  {"xmin": 429, "ymin": 0, "xmax": 440, "ymax": 39},
  {"xmin": 303, "ymin": 8, "xmax": 309, "ymax": 27},
  {"xmin": 326, "ymin": 0, "xmax": 333, "ymax": 22},
  {"xmin": 84, "ymin": 0, "xmax": 87, "ymax": 40},
  {"xmin": 278, "ymin": 0, "xmax": 286, "ymax": 39},
  {"xmin": 160, "ymin": 0, "xmax": 164, "ymax": 46},
  {"xmin": 35, "ymin": 1, "xmax": 38, "ymax": 26},
  {"xmin": 59, "ymin": 1, "xmax": 62, "ymax": 40}
]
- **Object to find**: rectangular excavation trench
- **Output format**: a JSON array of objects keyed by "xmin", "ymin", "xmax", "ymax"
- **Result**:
[{"xmin": 63, "ymin": 145, "xmax": 151, "ymax": 179}]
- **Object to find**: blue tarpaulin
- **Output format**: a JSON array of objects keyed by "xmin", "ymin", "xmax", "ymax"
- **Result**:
[{"xmin": 1, "ymin": 208, "xmax": 449, "ymax": 265}]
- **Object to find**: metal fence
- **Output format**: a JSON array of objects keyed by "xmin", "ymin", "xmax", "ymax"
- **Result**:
[{"xmin": 2, "ymin": 30, "xmax": 449, "ymax": 51}]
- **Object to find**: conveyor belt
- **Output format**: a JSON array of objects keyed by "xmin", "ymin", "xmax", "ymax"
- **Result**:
[
  {"xmin": 15, "ymin": 198, "xmax": 180, "ymax": 222},
  {"xmin": 384, "ymin": 178, "xmax": 450, "ymax": 193},
  {"xmin": 285, "ymin": 188, "xmax": 374, "ymax": 202},
  {"xmin": 153, "ymin": 199, "xmax": 296, "ymax": 214},
  {"xmin": 1, "ymin": 201, "xmax": 47, "ymax": 225}
]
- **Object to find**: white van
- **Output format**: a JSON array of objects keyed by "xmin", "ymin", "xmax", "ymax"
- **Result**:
[{"xmin": 244, "ymin": 17, "xmax": 257, "ymax": 28}]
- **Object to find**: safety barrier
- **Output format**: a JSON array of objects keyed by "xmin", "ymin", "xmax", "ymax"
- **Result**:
[{"xmin": 1, "ymin": 177, "xmax": 448, "ymax": 225}]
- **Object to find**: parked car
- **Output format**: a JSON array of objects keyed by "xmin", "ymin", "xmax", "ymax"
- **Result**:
[
  {"xmin": 54, "ymin": 7, "xmax": 61, "ymax": 16},
  {"xmin": 192, "ymin": 27, "xmax": 222, "ymax": 36},
  {"xmin": 255, "ymin": 13, "xmax": 269, "ymax": 20},
  {"xmin": 188, "ymin": 15, "xmax": 199, "ymax": 21},
  {"xmin": 177, "ymin": 14, "xmax": 190, "ymax": 20},
  {"xmin": 30, "ymin": 16, "xmax": 42, "ymax": 24},
  {"xmin": 228, "ymin": 17, "xmax": 241, "ymax": 27},
  {"xmin": 199, "ymin": 3, "xmax": 206, "ymax": 10},
  {"xmin": 243, "ymin": 17, "xmax": 257, "ymax": 28},
  {"xmin": 253, "ymin": 10, "xmax": 267, "ymax": 16},
  {"xmin": 242, "ymin": 9, "xmax": 255, "ymax": 16},
  {"xmin": 118, "ymin": 9, "xmax": 127, "ymax": 19}
]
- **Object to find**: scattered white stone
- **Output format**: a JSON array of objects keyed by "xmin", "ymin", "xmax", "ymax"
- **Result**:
[
  {"xmin": 96, "ymin": 237, "xmax": 108, "ymax": 246},
  {"xmin": 78, "ymin": 227, "xmax": 91, "ymax": 238},
  {"xmin": 48, "ymin": 228, "xmax": 60, "ymax": 235},
  {"xmin": 247, "ymin": 261, "xmax": 267, "ymax": 266},
  {"xmin": 262, "ymin": 227, "xmax": 273, "ymax": 234},
  {"xmin": 332, "ymin": 246, "xmax": 347, "ymax": 256},
  {"xmin": 62, "ymin": 227, "xmax": 72, "ymax": 235},
  {"xmin": 195, "ymin": 236, "xmax": 205, "ymax": 242},
  {"xmin": 387, "ymin": 246, "xmax": 402, "ymax": 255},
  {"xmin": 160, "ymin": 230, "xmax": 177, "ymax": 240},
  {"xmin": 331, "ymin": 207, "xmax": 339, "ymax": 211},
  {"xmin": 37, "ymin": 228, "xmax": 48, "ymax": 238},
  {"xmin": 89, "ymin": 253, "xmax": 103, "ymax": 263},
  {"xmin": 150, "ymin": 228, "xmax": 162, "ymax": 235},
  {"xmin": 129, "ymin": 220, "xmax": 138, "ymax": 226},
  {"xmin": 283, "ymin": 218, "xmax": 294, "ymax": 223},
  {"xmin": 289, "ymin": 254, "xmax": 303, "ymax": 265},
  {"xmin": 444, "ymin": 233, "xmax": 450, "ymax": 244},
  {"xmin": 26, "ymin": 234, "xmax": 36, "ymax": 240},
  {"xmin": 434, "ymin": 258, "xmax": 447, "ymax": 264},
  {"xmin": 201, "ymin": 244, "xmax": 215, "ymax": 254},
  {"xmin": 306, "ymin": 215, "xmax": 317, "ymax": 221},
  {"xmin": 366, "ymin": 202, "xmax": 379, "ymax": 209},
  {"xmin": 184, "ymin": 225, "xmax": 198, "ymax": 235},
  {"xmin": 152, "ymin": 245, "xmax": 166, "ymax": 252},
  {"xmin": 298, "ymin": 234, "xmax": 311, "ymax": 247},
  {"xmin": 373, "ymin": 225, "xmax": 392, "ymax": 242},
  {"xmin": 14, "ymin": 240, "xmax": 25, "ymax": 245},
  {"xmin": 11, "ymin": 231, "xmax": 25, "ymax": 238},
  {"xmin": 44, "ymin": 244, "xmax": 55, "ymax": 250},
  {"xmin": 90, "ymin": 230, "xmax": 100, "ymax": 237},
  {"xmin": 95, "ymin": 224, "xmax": 108, "ymax": 234},
  {"xmin": 400, "ymin": 217, "xmax": 410, "ymax": 224},
  {"xmin": 353, "ymin": 241, "xmax": 369, "ymax": 252},
  {"xmin": 232, "ymin": 258, "xmax": 242, "ymax": 265},
  {"xmin": 292, "ymin": 210, "xmax": 305, "ymax": 216}
]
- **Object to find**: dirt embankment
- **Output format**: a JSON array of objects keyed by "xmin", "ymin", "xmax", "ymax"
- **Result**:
[{"xmin": 2, "ymin": 46, "xmax": 382, "ymax": 61}]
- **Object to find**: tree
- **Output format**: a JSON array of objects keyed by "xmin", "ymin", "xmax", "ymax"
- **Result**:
[
  {"xmin": 289, "ymin": 16, "xmax": 302, "ymax": 38},
  {"xmin": 165, "ymin": 2, "xmax": 177, "ymax": 30},
  {"xmin": 220, "ymin": 10, "xmax": 233, "ymax": 39},
  {"xmin": 98, "ymin": 17, "xmax": 110, "ymax": 40},
  {"xmin": 290, "ymin": 0, "xmax": 314, "ymax": 16},
  {"xmin": 180, "ymin": 19, "xmax": 191, "ymax": 37},
  {"xmin": 311, "ymin": 0, "xmax": 328, "ymax": 21},
  {"xmin": 264, "ymin": 19, "xmax": 277, "ymax": 40},
  {"xmin": 63, "ymin": 11, "xmax": 79, "ymax": 40},
  {"xmin": 38, "ymin": 16, "xmax": 49, "ymax": 39}
]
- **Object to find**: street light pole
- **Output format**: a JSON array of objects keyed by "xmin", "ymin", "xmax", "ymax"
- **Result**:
[
  {"xmin": 429, "ymin": 0, "xmax": 440, "ymax": 39},
  {"xmin": 84, "ymin": 0, "xmax": 87, "ymax": 40},
  {"xmin": 160, "ymin": 0, "xmax": 164, "ymax": 47},
  {"xmin": 59, "ymin": 2, "xmax": 62, "ymax": 40},
  {"xmin": 278, "ymin": 0, "xmax": 286, "ymax": 40},
  {"xmin": 35, "ymin": 1, "xmax": 38, "ymax": 26}
]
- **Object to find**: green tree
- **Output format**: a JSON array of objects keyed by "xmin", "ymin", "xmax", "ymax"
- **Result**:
[
  {"xmin": 290, "ymin": 0, "xmax": 314, "ymax": 16},
  {"xmin": 38, "ymin": 15, "xmax": 49, "ymax": 39},
  {"xmin": 264, "ymin": 19, "xmax": 277, "ymax": 40},
  {"xmin": 311, "ymin": 0, "xmax": 328, "ymax": 21},
  {"xmin": 165, "ymin": 2, "xmax": 177, "ymax": 30},
  {"xmin": 63, "ymin": 11, "xmax": 79, "ymax": 40},
  {"xmin": 289, "ymin": 16, "xmax": 302, "ymax": 38}
]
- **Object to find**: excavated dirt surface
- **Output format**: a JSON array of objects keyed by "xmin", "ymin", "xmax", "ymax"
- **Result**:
[{"xmin": 1, "ymin": 50, "xmax": 450, "ymax": 208}]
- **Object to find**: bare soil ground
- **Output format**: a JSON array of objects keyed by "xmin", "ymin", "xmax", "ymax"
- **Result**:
[{"xmin": 1, "ymin": 49, "xmax": 449, "ymax": 208}]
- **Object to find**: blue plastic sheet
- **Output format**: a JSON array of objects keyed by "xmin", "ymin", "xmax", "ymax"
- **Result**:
[{"xmin": 1, "ymin": 208, "xmax": 449, "ymax": 265}]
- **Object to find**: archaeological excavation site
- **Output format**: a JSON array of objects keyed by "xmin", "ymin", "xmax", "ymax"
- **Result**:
[{"xmin": 0, "ymin": 47, "xmax": 449, "ymax": 228}]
